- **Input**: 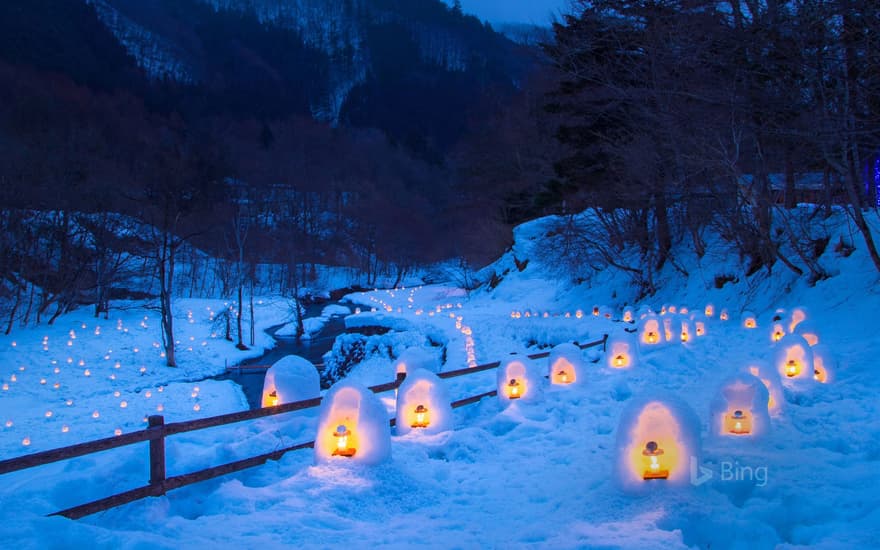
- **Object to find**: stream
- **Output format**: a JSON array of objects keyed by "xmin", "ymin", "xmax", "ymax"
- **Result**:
[{"xmin": 213, "ymin": 301, "xmax": 349, "ymax": 409}]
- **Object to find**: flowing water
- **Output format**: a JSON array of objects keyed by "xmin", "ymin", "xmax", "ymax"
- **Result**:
[{"xmin": 214, "ymin": 302, "xmax": 349, "ymax": 409}]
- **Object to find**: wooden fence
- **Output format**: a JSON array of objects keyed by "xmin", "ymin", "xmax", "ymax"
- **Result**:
[{"xmin": 0, "ymin": 335, "xmax": 607, "ymax": 520}]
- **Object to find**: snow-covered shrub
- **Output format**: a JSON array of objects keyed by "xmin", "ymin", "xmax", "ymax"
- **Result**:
[{"xmin": 322, "ymin": 330, "xmax": 431, "ymax": 387}]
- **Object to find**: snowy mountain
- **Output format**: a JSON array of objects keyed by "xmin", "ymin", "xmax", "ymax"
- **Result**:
[
  {"xmin": 86, "ymin": 0, "xmax": 198, "ymax": 83},
  {"xmin": 81, "ymin": 0, "xmax": 526, "ymax": 132}
]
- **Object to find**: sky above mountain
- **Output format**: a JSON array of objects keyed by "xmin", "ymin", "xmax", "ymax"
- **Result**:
[{"xmin": 445, "ymin": 0, "xmax": 571, "ymax": 25}]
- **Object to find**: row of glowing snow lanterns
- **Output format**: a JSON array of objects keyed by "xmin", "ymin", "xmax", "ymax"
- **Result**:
[
  {"xmin": 354, "ymin": 290, "xmax": 475, "ymax": 366},
  {"xmin": 9, "ymin": 384, "xmax": 207, "ymax": 447}
]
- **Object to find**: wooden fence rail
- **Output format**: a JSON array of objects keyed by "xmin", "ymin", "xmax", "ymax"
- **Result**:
[{"xmin": 1, "ymin": 335, "xmax": 607, "ymax": 520}]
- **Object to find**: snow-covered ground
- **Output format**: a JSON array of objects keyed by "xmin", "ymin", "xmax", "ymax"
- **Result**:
[{"xmin": 1, "ymin": 208, "xmax": 879, "ymax": 548}]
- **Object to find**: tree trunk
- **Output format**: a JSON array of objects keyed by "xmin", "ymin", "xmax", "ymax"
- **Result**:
[
  {"xmin": 159, "ymin": 231, "xmax": 177, "ymax": 367},
  {"xmin": 842, "ymin": 159, "xmax": 880, "ymax": 272},
  {"xmin": 249, "ymin": 277, "xmax": 255, "ymax": 347},
  {"xmin": 4, "ymin": 279, "xmax": 22, "ymax": 335},
  {"xmin": 236, "ymin": 281, "xmax": 246, "ymax": 349},
  {"xmin": 653, "ymin": 191, "xmax": 672, "ymax": 270},
  {"xmin": 784, "ymin": 153, "xmax": 796, "ymax": 209}
]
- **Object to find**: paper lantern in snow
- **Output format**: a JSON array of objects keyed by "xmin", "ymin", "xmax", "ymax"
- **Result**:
[
  {"xmin": 548, "ymin": 343, "xmax": 583, "ymax": 385},
  {"xmin": 710, "ymin": 375, "xmax": 771, "ymax": 437},
  {"xmin": 261, "ymin": 355, "xmax": 320, "ymax": 408},
  {"xmin": 315, "ymin": 382, "xmax": 391, "ymax": 465},
  {"xmin": 600, "ymin": 307, "xmax": 614, "ymax": 320},
  {"xmin": 775, "ymin": 334, "xmax": 814, "ymax": 380},
  {"xmin": 392, "ymin": 347, "xmax": 440, "ymax": 377},
  {"xmin": 395, "ymin": 369, "xmax": 453, "ymax": 435},
  {"xmin": 639, "ymin": 317, "xmax": 662, "ymax": 347},
  {"xmin": 606, "ymin": 334, "xmax": 637, "ymax": 369},
  {"xmin": 794, "ymin": 321, "xmax": 820, "ymax": 347},
  {"xmin": 810, "ymin": 344, "xmax": 835, "ymax": 384},
  {"xmin": 720, "ymin": 308, "xmax": 730, "ymax": 321},
  {"xmin": 741, "ymin": 311, "xmax": 758, "ymax": 329},
  {"xmin": 497, "ymin": 358, "xmax": 539, "ymax": 404},
  {"xmin": 623, "ymin": 308, "xmax": 634, "ymax": 323},
  {"xmin": 614, "ymin": 396, "xmax": 701, "ymax": 488},
  {"xmin": 592, "ymin": 305, "xmax": 600, "ymax": 317},
  {"xmin": 705, "ymin": 304, "xmax": 715, "ymax": 317}
]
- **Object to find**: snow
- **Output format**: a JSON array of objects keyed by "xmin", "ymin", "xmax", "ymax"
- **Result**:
[
  {"xmin": 275, "ymin": 304, "xmax": 351, "ymax": 338},
  {"xmin": 1, "ymin": 206, "xmax": 880, "ymax": 547},
  {"xmin": 391, "ymin": 346, "xmax": 441, "ymax": 376},
  {"xmin": 260, "ymin": 355, "xmax": 320, "ymax": 407}
]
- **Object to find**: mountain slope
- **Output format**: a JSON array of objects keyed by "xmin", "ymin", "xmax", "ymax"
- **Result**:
[{"xmin": 80, "ymin": 0, "xmax": 528, "ymax": 149}]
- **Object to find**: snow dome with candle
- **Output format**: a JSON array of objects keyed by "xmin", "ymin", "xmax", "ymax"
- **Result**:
[
  {"xmin": 638, "ymin": 316, "xmax": 663, "ymax": 348},
  {"xmin": 314, "ymin": 381, "xmax": 391, "ymax": 465},
  {"xmin": 261, "ymin": 355, "xmax": 320, "ymax": 408},
  {"xmin": 746, "ymin": 361, "xmax": 784, "ymax": 415},
  {"xmin": 395, "ymin": 368, "xmax": 453, "ymax": 435},
  {"xmin": 775, "ymin": 333, "xmax": 814, "ymax": 381},
  {"xmin": 606, "ymin": 333, "xmax": 638, "ymax": 369},
  {"xmin": 614, "ymin": 394, "xmax": 701, "ymax": 489},
  {"xmin": 547, "ymin": 342, "xmax": 584, "ymax": 385},
  {"xmin": 709, "ymin": 374, "xmax": 771, "ymax": 438},
  {"xmin": 497, "ymin": 357, "xmax": 541, "ymax": 404}
]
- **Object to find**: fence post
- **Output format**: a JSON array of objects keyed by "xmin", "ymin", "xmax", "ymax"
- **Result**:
[
  {"xmin": 148, "ymin": 415, "xmax": 166, "ymax": 495},
  {"xmin": 395, "ymin": 371, "xmax": 407, "ymax": 387}
]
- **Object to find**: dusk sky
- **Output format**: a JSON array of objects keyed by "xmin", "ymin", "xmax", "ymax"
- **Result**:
[{"xmin": 445, "ymin": 0, "xmax": 573, "ymax": 25}]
